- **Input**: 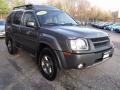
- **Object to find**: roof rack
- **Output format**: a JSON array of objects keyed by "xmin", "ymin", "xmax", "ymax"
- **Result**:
[
  {"xmin": 13, "ymin": 4, "xmax": 60, "ymax": 11},
  {"xmin": 13, "ymin": 4, "xmax": 34, "ymax": 10}
]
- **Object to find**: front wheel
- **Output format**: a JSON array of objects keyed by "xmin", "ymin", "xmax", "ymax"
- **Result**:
[{"xmin": 39, "ymin": 48, "xmax": 59, "ymax": 81}]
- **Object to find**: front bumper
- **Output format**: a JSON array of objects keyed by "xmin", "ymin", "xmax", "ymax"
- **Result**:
[{"xmin": 57, "ymin": 47, "xmax": 114, "ymax": 69}]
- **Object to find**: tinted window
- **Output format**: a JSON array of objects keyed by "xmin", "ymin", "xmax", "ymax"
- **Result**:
[
  {"xmin": 22, "ymin": 12, "xmax": 36, "ymax": 26},
  {"xmin": 7, "ymin": 13, "xmax": 14, "ymax": 24},
  {"xmin": 13, "ymin": 11, "xmax": 23, "ymax": 25}
]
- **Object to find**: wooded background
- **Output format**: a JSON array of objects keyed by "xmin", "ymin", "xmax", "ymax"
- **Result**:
[{"xmin": 0, "ymin": 0, "xmax": 114, "ymax": 22}]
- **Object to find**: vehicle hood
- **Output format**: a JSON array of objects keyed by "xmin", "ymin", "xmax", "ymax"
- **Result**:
[
  {"xmin": 0, "ymin": 25, "xmax": 5, "ymax": 32},
  {"xmin": 44, "ymin": 26, "xmax": 108, "ymax": 39}
]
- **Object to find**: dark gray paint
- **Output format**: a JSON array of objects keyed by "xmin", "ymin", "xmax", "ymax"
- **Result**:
[{"xmin": 5, "ymin": 5, "xmax": 114, "ymax": 69}]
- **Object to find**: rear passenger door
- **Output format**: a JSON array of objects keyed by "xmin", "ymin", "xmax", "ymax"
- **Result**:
[
  {"xmin": 12, "ymin": 11, "xmax": 23, "ymax": 43},
  {"xmin": 20, "ymin": 11, "xmax": 38, "ymax": 54}
]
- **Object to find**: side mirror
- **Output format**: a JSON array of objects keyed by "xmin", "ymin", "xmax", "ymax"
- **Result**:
[{"xmin": 26, "ymin": 21, "xmax": 35, "ymax": 28}]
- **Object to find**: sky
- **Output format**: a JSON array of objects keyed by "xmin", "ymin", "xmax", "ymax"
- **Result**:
[
  {"xmin": 25, "ymin": 0, "xmax": 120, "ymax": 12},
  {"xmin": 88, "ymin": 0, "xmax": 120, "ymax": 11}
]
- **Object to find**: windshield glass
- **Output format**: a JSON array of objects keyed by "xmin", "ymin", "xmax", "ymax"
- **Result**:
[
  {"xmin": 0, "ymin": 21, "xmax": 5, "ymax": 25},
  {"xmin": 37, "ymin": 10, "xmax": 78, "ymax": 26}
]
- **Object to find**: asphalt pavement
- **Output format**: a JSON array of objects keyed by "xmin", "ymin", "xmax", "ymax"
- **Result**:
[{"xmin": 0, "ymin": 28, "xmax": 120, "ymax": 90}]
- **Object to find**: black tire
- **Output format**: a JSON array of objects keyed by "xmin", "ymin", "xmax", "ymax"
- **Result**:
[
  {"xmin": 6, "ymin": 39, "xmax": 18, "ymax": 55},
  {"xmin": 39, "ymin": 48, "xmax": 59, "ymax": 81}
]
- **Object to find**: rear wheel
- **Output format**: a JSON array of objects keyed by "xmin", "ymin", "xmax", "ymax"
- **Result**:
[
  {"xmin": 39, "ymin": 48, "xmax": 59, "ymax": 81},
  {"xmin": 6, "ymin": 39, "xmax": 18, "ymax": 55}
]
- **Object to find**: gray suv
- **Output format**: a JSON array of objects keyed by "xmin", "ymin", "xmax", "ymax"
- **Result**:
[{"xmin": 5, "ymin": 4, "xmax": 114, "ymax": 81}]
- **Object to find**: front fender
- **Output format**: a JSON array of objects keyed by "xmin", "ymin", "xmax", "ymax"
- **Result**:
[
  {"xmin": 39, "ymin": 33, "xmax": 62, "ymax": 51},
  {"xmin": 38, "ymin": 33, "xmax": 66, "ymax": 69}
]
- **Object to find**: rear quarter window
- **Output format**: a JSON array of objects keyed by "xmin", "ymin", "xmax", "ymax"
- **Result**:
[
  {"xmin": 6, "ymin": 12, "xmax": 14, "ymax": 24},
  {"xmin": 13, "ymin": 11, "xmax": 23, "ymax": 25}
]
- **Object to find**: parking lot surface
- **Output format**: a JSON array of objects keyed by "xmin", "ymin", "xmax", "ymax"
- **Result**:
[{"xmin": 0, "ymin": 28, "xmax": 120, "ymax": 90}]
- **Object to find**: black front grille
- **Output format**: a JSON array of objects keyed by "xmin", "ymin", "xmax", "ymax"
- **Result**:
[{"xmin": 91, "ymin": 37, "xmax": 110, "ymax": 48}]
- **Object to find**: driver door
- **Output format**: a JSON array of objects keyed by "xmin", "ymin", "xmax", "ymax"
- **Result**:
[{"xmin": 20, "ymin": 11, "xmax": 38, "ymax": 54}]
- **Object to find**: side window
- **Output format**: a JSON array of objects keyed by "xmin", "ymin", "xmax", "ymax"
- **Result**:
[
  {"xmin": 22, "ymin": 12, "xmax": 36, "ymax": 27},
  {"xmin": 13, "ymin": 11, "xmax": 23, "ymax": 25},
  {"xmin": 7, "ymin": 12, "xmax": 14, "ymax": 24},
  {"xmin": 7, "ymin": 14, "xmax": 11, "ymax": 24}
]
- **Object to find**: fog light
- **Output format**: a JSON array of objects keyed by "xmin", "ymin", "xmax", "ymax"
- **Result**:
[{"xmin": 78, "ymin": 64, "xmax": 83, "ymax": 69}]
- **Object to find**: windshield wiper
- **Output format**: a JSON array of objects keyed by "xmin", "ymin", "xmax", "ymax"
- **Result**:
[
  {"xmin": 62, "ymin": 23, "xmax": 78, "ymax": 26},
  {"xmin": 42, "ymin": 23, "xmax": 78, "ymax": 26},
  {"xmin": 42, "ymin": 23, "xmax": 61, "ymax": 26}
]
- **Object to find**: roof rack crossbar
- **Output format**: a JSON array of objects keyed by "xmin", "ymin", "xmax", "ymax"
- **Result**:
[{"xmin": 13, "ymin": 4, "xmax": 34, "ymax": 10}]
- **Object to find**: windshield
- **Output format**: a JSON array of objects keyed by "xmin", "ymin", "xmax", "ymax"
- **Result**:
[
  {"xmin": 0, "ymin": 21, "xmax": 5, "ymax": 26},
  {"xmin": 37, "ymin": 10, "xmax": 78, "ymax": 26}
]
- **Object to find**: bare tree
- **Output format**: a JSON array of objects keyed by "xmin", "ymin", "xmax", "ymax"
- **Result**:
[{"xmin": 45, "ymin": 0, "xmax": 113, "ymax": 21}]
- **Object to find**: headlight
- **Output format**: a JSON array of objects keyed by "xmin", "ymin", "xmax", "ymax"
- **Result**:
[{"xmin": 70, "ymin": 39, "xmax": 89, "ymax": 50}]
